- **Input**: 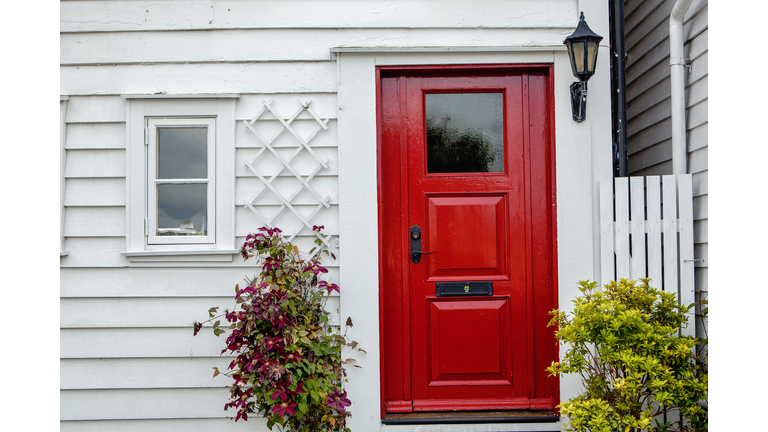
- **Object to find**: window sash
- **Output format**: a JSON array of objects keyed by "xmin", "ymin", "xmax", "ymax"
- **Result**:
[{"xmin": 146, "ymin": 118, "xmax": 216, "ymax": 245}]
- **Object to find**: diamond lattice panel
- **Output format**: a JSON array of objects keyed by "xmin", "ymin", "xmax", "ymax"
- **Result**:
[{"xmin": 241, "ymin": 99, "xmax": 333, "ymax": 250}]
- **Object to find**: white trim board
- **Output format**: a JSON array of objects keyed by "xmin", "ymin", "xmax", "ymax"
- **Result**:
[
  {"xmin": 121, "ymin": 94, "xmax": 241, "ymax": 99},
  {"xmin": 335, "ymin": 47, "xmax": 613, "ymax": 431},
  {"xmin": 330, "ymin": 45, "xmax": 567, "ymax": 53},
  {"xmin": 124, "ymin": 98, "xmax": 237, "ymax": 257}
]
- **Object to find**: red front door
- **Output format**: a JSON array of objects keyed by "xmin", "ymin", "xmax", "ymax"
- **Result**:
[{"xmin": 379, "ymin": 65, "xmax": 557, "ymax": 415}]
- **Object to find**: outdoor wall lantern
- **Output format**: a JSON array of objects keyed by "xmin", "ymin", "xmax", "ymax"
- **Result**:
[{"xmin": 563, "ymin": 12, "xmax": 603, "ymax": 122}]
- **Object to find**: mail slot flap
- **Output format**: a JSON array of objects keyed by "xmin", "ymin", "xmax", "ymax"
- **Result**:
[{"xmin": 436, "ymin": 281, "xmax": 493, "ymax": 297}]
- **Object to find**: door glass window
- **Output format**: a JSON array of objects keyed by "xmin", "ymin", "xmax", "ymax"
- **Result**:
[{"xmin": 425, "ymin": 92, "xmax": 504, "ymax": 173}]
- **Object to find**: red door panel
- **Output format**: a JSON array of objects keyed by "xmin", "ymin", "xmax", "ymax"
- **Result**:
[
  {"xmin": 427, "ymin": 194, "xmax": 507, "ymax": 278},
  {"xmin": 378, "ymin": 65, "xmax": 558, "ymax": 415},
  {"xmin": 428, "ymin": 297, "xmax": 511, "ymax": 385}
]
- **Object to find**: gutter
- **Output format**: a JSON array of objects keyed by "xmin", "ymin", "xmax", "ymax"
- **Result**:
[
  {"xmin": 670, "ymin": 0, "xmax": 694, "ymax": 175},
  {"xmin": 671, "ymin": 2, "xmax": 708, "ymax": 416}
]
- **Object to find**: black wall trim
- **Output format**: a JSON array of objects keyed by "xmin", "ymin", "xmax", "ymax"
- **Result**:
[{"xmin": 609, "ymin": 0, "xmax": 629, "ymax": 177}]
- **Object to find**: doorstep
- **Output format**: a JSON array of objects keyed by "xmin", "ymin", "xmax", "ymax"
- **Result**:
[{"xmin": 382, "ymin": 410, "xmax": 559, "ymax": 425}]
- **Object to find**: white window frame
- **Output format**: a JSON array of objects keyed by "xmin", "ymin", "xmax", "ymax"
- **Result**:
[
  {"xmin": 147, "ymin": 118, "xmax": 216, "ymax": 245},
  {"xmin": 123, "ymin": 96, "xmax": 238, "ymax": 261}
]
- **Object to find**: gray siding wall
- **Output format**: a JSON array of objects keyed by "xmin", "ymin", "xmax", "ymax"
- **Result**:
[{"xmin": 624, "ymin": 0, "xmax": 707, "ymax": 316}]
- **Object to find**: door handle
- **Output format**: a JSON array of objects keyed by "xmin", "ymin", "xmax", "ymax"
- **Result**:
[{"xmin": 410, "ymin": 225, "xmax": 433, "ymax": 264}]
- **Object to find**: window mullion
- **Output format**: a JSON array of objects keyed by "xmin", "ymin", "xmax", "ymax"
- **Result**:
[{"xmin": 154, "ymin": 179, "xmax": 210, "ymax": 184}]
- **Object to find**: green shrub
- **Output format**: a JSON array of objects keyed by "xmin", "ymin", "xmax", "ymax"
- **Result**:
[{"xmin": 548, "ymin": 279, "xmax": 707, "ymax": 432}]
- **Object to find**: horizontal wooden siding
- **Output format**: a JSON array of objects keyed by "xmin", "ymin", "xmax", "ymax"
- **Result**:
[
  {"xmin": 623, "ymin": 0, "xmax": 707, "ymax": 339},
  {"xmin": 60, "ymin": 1, "xmax": 588, "ymax": 429}
]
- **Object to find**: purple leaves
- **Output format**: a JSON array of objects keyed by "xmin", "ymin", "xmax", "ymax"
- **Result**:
[
  {"xmin": 271, "ymin": 400, "xmax": 297, "ymax": 418},
  {"xmin": 259, "ymin": 226, "xmax": 283, "ymax": 236},
  {"xmin": 244, "ymin": 232, "xmax": 265, "ymax": 247},
  {"xmin": 263, "ymin": 256, "xmax": 281, "ymax": 271},
  {"xmin": 196, "ymin": 226, "xmax": 356, "ymax": 431},
  {"xmin": 326, "ymin": 388, "xmax": 352, "ymax": 413},
  {"xmin": 304, "ymin": 262, "xmax": 329, "ymax": 275},
  {"xmin": 285, "ymin": 351, "xmax": 304, "ymax": 363},
  {"xmin": 235, "ymin": 285, "xmax": 257, "ymax": 298},
  {"xmin": 319, "ymin": 280, "xmax": 340, "ymax": 294}
]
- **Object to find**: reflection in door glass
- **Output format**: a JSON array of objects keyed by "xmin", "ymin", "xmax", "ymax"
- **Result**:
[{"xmin": 425, "ymin": 93, "xmax": 504, "ymax": 173}]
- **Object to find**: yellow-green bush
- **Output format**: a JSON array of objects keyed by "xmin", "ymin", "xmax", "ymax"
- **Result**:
[{"xmin": 548, "ymin": 279, "xmax": 707, "ymax": 432}]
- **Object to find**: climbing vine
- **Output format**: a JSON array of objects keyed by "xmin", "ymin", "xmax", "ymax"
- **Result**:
[{"xmin": 194, "ymin": 226, "xmax": 363, "ymax": 432}]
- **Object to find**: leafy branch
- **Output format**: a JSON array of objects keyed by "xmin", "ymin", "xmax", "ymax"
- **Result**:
[
  {"xmin": 192, "ymin": 226, "xmax": 364, "ymax": 432},
  {"xmin": 547, "ymin": 279, "xmax": 708, "ymax": 432}
]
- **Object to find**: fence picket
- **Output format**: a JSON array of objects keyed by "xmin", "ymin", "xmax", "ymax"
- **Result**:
[
  {"xmin": 677, "ymin": 175, "xmax": 695, "ymax": 337},
  {"xmin": 599, "ymin": 178, "xmax": 615, "ymax": 286},
  {"xmin": 629, "ymin": 177, "xmax": 646, "ymax": 280},
  {"xmin": 614, "ymin": 178, "xmax": 630, "ymax": 279},
  {"xmin": 662, "ymin": 176, "xmax": 678, "ymax": 293},
  {"xmin": 646, "ymin": 177, "xmax": 662, "ymax": 289}
]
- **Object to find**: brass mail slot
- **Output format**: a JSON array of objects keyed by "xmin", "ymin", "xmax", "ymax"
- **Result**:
[{"xmin": 436, "ymin": 281, "xmax": 493, "ymax": 297}]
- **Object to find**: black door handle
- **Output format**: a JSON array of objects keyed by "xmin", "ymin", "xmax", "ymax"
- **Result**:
[{"xmin": 410, "ymin": 225, "xmax": 433, "ymax": 264}]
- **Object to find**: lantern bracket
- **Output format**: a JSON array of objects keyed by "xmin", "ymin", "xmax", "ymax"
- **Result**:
[{"xmin": 570, "ymin": 81, "xmax": 588, "ymax": 122}]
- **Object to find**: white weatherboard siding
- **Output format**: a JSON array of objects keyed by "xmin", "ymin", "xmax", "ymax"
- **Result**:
[
  {"xmin": 60, "ymin": 0, "xmax": 576, "ymax": 32},
  {"xmin": 624, "ymin": 0, "xmax": 707, "ymax": 339},
  {"xmin": 61, "ymin": 95, "xmax": 341, "ymax": 431},
  {"xmin": 61, "ymin": 29, "xmax": 574, "ymax": 65},
  {"xmin": 61, "ymin": 1, "xmax": 613, "ymax": 431}
]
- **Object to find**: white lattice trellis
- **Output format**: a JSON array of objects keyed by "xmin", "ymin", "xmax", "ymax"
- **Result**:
[{"xmin": 242, "ymin": 99, "xmax": 333, "ymax": 249}]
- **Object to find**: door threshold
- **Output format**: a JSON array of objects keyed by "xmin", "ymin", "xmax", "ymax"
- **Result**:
[{"xmin": 382, "ymin": 410, "xmax": 559, "ymax": 425}]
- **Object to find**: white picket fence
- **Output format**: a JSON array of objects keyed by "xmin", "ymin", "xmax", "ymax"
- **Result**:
[{"xmin": 599, "ymin": 175, "xmax": 695, "ymax": 337}]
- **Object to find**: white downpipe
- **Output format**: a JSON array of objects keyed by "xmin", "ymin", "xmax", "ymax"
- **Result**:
[{"xmin": 670, "ymin": 0, "xmax": 694, "ymax": 175}]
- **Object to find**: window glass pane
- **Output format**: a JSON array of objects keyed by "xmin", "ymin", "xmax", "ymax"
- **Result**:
[
  {"xmin": 157, "ymin": 183, "xmax": 207, "ymax": 236},
  {"xmin": 158, "ymin": 127, "xmax": 208, "ymax": 179},
  {"xmin": 426, "ymin": 92, "xmax": 504, "ymax": 173}
]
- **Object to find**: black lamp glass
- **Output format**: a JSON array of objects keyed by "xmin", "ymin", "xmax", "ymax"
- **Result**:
[{"xmin": 564, "ymin": 12, "xmax": 602, "ymax": 122}]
